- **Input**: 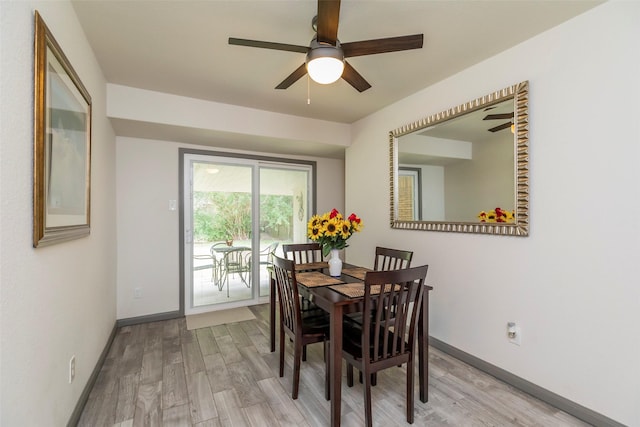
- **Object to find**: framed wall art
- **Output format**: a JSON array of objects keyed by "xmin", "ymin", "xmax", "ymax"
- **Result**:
[{"xmin": 33, "ymin": 11, "xmax": 92, "ymax": 247}]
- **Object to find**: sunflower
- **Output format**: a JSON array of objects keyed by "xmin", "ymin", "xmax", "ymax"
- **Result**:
[
  {"xmin": 339, "ymin": 220, "xmax": 352, "ymax": 239},
  {"xmin": 323, "ymin": 218, "xmax": 340, "ymax": 237},
  {"xmin": 308, "ymin": 214, "xmax": 322, "ymax": 229},
  {"xmin": 308, "ymin": 226, "xmax": 322, "ymax": 240}
]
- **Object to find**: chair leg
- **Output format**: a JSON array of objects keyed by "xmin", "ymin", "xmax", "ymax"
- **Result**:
[
  {"xmin": 279, "ymin": 327, "xmax": 285, "ymax": 378},
  {"xmin": 292, "ymin": 340, "xmax": 302, "ymax": 400},
  {"xmin": 347, "ymin": 363, "xmax": 354, "ymax": 387},
  {"xmin": 302, "ymin": 345, "xmax": 307, "ymax": 361},
  {"xmin": 406, "ymin": 358, "xmax": 414, "ymax": 424},
  {"xmin": 363, "ymin": 368, "xmax": 373, "ymax": 427},
  {"xmin": 357, "ymin": 370, "xmax": 377, "ymax": 386}
]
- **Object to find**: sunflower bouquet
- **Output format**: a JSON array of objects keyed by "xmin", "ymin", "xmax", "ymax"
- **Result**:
[
  {"xmin": 307, "ymin": 208, "xmax": 363, "ymax": 257},
  {"xmin": 477, "ymin": 207, "xmax": 515, "ymax": 223}
]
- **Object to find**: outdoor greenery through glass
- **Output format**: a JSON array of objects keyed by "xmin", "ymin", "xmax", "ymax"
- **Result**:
[{"xmin": 193, "ymin": 191, "xmax": 293, "ymax": 242}]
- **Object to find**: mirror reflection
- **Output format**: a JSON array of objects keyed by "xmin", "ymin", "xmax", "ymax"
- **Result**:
[{"xmin": 390, "ymin": 81, "xmax": 529, "ymax": 236}]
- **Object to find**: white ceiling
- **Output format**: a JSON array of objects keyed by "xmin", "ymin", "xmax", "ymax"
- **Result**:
[{"xmin": 71, "ymin": 0, "xmax": 601, "ymax": 153}]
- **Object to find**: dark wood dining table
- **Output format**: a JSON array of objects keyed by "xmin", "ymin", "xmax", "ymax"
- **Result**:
[{"xmin": 268, "ymin": 263, "xmax": 433, "ymax": 427}]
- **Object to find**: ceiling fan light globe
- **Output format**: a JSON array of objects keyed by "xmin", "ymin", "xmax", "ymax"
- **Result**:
[
  {"xmin": 306, "ymin": 43, "xmax": 344, "ymax": 84},
  {"xmin": 307, "ymin": 57, "xmax": 344, "ymax": 84}
]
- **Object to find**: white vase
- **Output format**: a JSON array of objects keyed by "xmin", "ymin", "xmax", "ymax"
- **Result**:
[{"xmin": 328, "ymin": 249, "xmax": 343, "ymax": 277}]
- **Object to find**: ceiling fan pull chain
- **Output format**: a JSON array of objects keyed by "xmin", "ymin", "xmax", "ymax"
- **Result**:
[{"xmin": 307, "ymin": 74, "xmax": 311, "ymax": 105}]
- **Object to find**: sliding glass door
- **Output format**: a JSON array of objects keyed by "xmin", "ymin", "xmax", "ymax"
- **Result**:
[{"xmin": 183, "ymin": 153, "xmax": 312, "ymax": 314}]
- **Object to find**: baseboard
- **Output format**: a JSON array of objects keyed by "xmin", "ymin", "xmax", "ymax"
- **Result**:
[
  {"xmin": 116, "ymin": 310, "xmax": 182, "ymax": 327},
  {"xmin": 429, "ymin": 337, "xmax": 625, "ymax": 427},
  {"xmin": 67, "ymin": 322, "xmax": 117, "ymax": 427}
]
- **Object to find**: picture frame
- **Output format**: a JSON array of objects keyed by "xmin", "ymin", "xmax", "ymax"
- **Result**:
[{"xmin": 33, "ymin": 11, "xmax": 92, "ymax": 247}]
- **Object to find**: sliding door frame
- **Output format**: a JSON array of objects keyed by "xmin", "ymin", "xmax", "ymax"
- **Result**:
[{"xmin": 178, "ymin": 148, "xmax": 317, "ymax": 314}]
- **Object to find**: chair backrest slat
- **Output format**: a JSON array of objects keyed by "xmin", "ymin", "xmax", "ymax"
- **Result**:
[
  {"xmin": 362, "ymin": 265, "xmax": 428, "ymax": 363},
  {"xmin": 374, "ymin": 247, "xmax": 413, "ymax": 271},
  {"xmin": 282, "ymin": 242, "xmax": 323, "ymax": 264}
]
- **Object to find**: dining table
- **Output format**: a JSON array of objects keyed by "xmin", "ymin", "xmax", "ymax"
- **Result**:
[{"xmin": 268, "ymin": 262, "xmax": 433, "ymax": 427}]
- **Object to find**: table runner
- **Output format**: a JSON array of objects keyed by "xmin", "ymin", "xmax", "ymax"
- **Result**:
[{"xmin": 297, "ymin": 271, "xmax": 344, "ymax": 288}]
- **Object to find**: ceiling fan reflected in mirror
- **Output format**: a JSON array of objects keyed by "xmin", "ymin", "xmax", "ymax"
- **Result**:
[
  {"xmin": 483, "ymin": 111, "xmax": 514, "ymax": 133},
  {"xmin": 228, "ymin": 0, "xmax": 424, "ymax": 92}
]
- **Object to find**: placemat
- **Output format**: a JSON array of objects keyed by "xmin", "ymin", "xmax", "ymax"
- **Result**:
[
  {"xmin": 341, "ymin": 267, "xmax": 372, "ymax": 281},
  {"xmin": 297, "ymin": 271, "xmax": 344, "ymax": 288},
  {"xmin": 328, "ymin": 283, "xmax": 400, "ymax": 298},
  {"xmin": 295, "ymin": 262, "xmax": 328, "ymax": 271}
]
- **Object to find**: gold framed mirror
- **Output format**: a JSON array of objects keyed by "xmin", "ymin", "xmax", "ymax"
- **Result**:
[{"xmin": 389, "ymin": 81, "xmax": 529, "ymax": 236}]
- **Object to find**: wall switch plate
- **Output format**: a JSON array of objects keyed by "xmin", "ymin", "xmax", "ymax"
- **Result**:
[
  {"xmin": 134, "ymin": 287, "xmax": 142, "ymax": 299},
  {"xmin": 168, "ymin": 199, "xmax": 177, "ymax": 211}
]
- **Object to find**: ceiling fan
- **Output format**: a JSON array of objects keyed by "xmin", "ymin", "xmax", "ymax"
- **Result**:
[
  {"xmin": 483, "ymin": 112, "xmax": 514, "ymax": 132},
  {"xmin": 228, "ymin": 0, "xmax": 423, "ymax": 92}
]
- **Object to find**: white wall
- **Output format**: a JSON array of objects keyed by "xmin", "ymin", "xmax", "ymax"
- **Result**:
[
  {"xmin": 116, "ymin": 136, "xmax": 344, "ymax": 319},
  {"xmin": 346, "ymin": 2, "xmax": 639, "ymax": 426},
  {"xmin": 445, "ymin": 135, "xmax": 514, "ymax": 222},
  {"xmin": 421, "ymin": 165, "xmax": 444, "ymax": 220},
  {"xmin": 0, "ymin": 2, "xmax": 117, "ymax": 425}
]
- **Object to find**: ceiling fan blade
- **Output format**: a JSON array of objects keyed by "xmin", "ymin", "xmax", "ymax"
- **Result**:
[
  {"xmin": 342, "ymin": 34, "xmax": 423, "ymax": 58},
  {"xmin": 342, "ymin": 61, "xmax": 371, "ymax": 92},
  {"xmin": 229, "ymin": 37, "xmax": 309, "ymax": 54},
  {"xmin": 483, "ymin": 112, "xmax": 514, "ymax": 121},
  {"xmin": 488, "ymin": 122, "xmax": 512, "ymax": 133},
  {"xmin": 275, "ymin": 63, "xmax": 308, "ymax": 89},
  {"xmin": 316, "ymin": 0, "xmax": 340, "ymax": 44}
]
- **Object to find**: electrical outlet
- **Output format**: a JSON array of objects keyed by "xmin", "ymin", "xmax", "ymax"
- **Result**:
[
  {"xmin": 69, "ymin": 355, "xmax": 76, "ymax": 384},
  {"xmin": 507, "ymin": 322, "xmax": 522, "ymax": 346},
  {"xmin": 134, "ymin": 287, "xmax": 142, "ymax": 299}
]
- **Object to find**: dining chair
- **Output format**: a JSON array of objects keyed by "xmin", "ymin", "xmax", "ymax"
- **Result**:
[
  {"xmin": 272, "ymin": 255, "xmax": 330, "ymax": 400},
  {"xmin": 373, "ymin": 246, "xmax": 413, "ymax": 271},
  {"xmin": 373, "ymin": 246, "xmax": 414, "ymax": 320},
  {"xmin": 342, "ymin": 265, "xmax": 429, "ymax": 427},
  {"xmin": 282, "ymin": 242, "xmax": 326, "ymax": 360},
  {"xmin": 349, "ymin": 246, "xmax": 415, "ymax": 386},
  {"xmin": 282, "ymin": 242, "xmax": 323, "ymax": 265}
]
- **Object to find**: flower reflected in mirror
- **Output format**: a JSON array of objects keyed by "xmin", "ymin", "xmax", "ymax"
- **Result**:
[{"xmin": 478, "ymin": 207, "xmax": 514, "ymax": 223}]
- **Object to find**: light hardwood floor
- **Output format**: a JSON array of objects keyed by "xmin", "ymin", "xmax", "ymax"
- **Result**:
[{"xmin": 78, "ymin": 304, "xmax": 591, "ymax": 426}]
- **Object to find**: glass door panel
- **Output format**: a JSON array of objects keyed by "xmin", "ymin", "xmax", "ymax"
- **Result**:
[
  {"xmin": 189, "ymin": 160, "xmax": 254, "ymax": 312},
  {"xmin": 258, "ymin": 167, "xmax": 311, "ymax": 297}
]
